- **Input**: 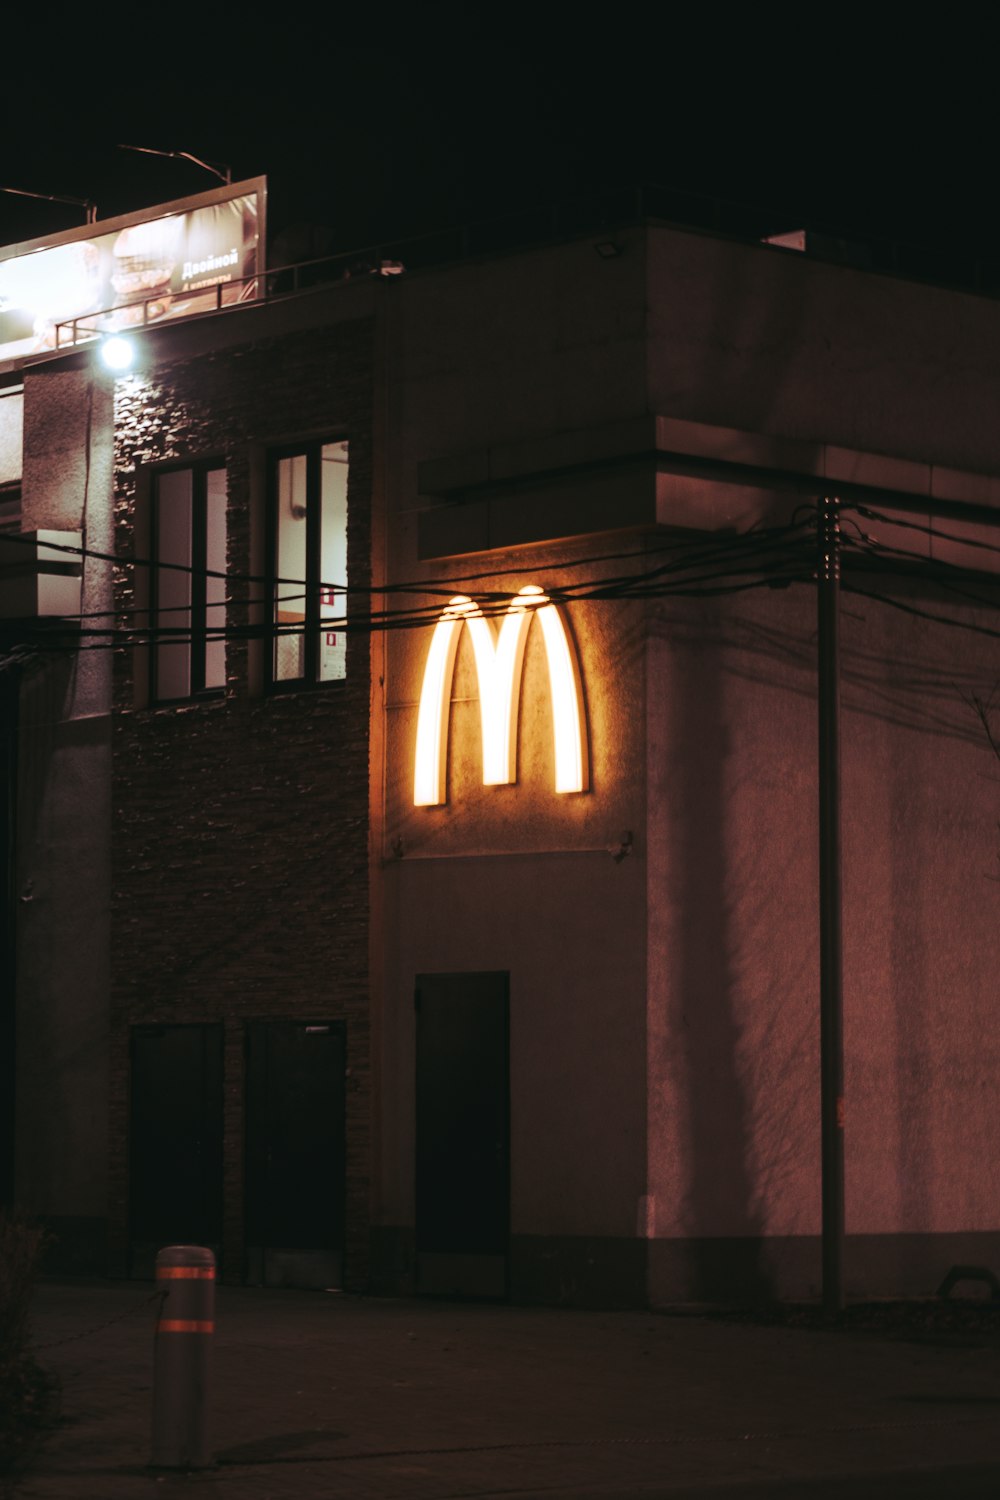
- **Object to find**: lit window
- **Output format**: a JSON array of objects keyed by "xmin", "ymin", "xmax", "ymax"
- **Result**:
[
  {"xmin": 268, "ymin": 440, "xmax": 348, "ymax": 687},
  {"xmin": 151, "ymin": 463, "xmax": 227, "ymax": 702}
]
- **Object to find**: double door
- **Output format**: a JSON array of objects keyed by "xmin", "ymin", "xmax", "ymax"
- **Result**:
[{"xmin": 129, "ymin": 1020, "xmax": 345, "ymax": 1287}]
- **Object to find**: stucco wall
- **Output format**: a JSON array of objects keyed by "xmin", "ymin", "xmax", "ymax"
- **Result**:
[
  {"xmin": 386, "ymin": 229, "xmax": 648, "ymax": 482},
  {"xmin": 381, "ymin": 555, "xmax": 648, "ymax": 1281},
  {"xmin": 15, "ymin": 363, "xmax": 114, "ymax": 1265},
  {"xmin": 646, "ymin": 578, "xmax": 1000, "ymax": 1301},
  {"xmin": 648, "ymin": 225, "xmax": 1000, "ymax": 474},
  {"xmin": 0, "ymin": 387, "xmax": 22, "ymax": 486},
  {"xmin": 381, "ymin": 224, "xmax": 1000, "ymax": 1305},
  {"xmin": 378, "ymin": 226, "xmax": 653, "ymax": 1302}
]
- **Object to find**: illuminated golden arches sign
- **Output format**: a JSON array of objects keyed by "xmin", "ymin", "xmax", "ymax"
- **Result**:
[{"xmin": 414, "ymin": 585, "xmax": 588, "ymax": 807}]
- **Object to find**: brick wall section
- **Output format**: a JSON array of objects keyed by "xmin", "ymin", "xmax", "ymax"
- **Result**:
[{"xmin": 108, "ymin": 320, "xmax": 374, "ymax": 1287}]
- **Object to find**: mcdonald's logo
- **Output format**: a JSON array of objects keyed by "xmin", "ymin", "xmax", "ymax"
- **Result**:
[{"xmin": 414, "ymin": 585, "xmax": 589, "ymax": 807}]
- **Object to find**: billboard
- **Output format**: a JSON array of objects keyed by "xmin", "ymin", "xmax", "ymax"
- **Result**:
[{"xmin": 0, "ymin": 177, "xmax": 265, "ymax": 366}]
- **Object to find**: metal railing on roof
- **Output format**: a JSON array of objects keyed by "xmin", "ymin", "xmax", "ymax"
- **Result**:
[{"xmin": 51, "ymin": 183, "xmax": 1000, "ymax": 353}]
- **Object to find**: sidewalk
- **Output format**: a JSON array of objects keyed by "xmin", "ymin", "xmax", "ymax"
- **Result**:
[{"xmin": 13, "ymin": 1280, "xmax": 1000, "ymax": 1498}]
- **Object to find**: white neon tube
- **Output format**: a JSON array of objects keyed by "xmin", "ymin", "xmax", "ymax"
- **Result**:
[{"xmin": 412, "ymin": 597, "xmax": 468, "ymax": 806}]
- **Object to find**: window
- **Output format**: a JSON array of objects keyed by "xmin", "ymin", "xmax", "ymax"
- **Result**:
[
  {"xmin": 151, "ymin": 462, "xmax": 227, "ymax": 702},
  {"xmin": 0, "ymin": 387, "xmax": 23, "ymax": 525},
  {"xmin": 0, "ymin": 482, "xmax": 20, "ymax": 535},
  {"xmin": 268, "ymin": 440, "xmax": 348, "ymax": 687}
]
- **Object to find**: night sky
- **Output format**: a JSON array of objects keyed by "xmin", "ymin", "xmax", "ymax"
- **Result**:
[{"xmin": 1, "ymin": 21, "xmax": 997, "ymax": 264}]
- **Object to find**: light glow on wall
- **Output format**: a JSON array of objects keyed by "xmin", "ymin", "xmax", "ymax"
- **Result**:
[{"xmin": 413, "ymin": 585, "xmax": 588, "ymax": 807}]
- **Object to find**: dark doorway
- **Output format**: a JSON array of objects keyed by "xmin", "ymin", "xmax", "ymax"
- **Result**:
[
  {"xmin": 245, "ymin": 1020, "xmax": 346, "ymax": 1288},
  {"xmin": 415, "ymin": 972, "xmax": 509, "ymax": 1298},
  {"xmin": 129, "ymin": 1024, "xmax": 224, "ymax": 1278}
]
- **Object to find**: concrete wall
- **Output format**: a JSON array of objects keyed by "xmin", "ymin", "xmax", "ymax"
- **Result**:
[
  {"xmin": 379, "ymin": 224, "xmax": 1000, "ymax": 1306},
  {"xmin": 376, "ymin": 236, "xmax": 654, "ymax": 1303},
  {"xmin": 645, "ymin": 564, "xmax": 1000, "ymax": 1304},
  {"xmin": 0, "ymin": 387, "xmax": 22, "ymax": 486},
  {"xmin": 648, "ymin": 226, "xmax": 1000, "ymax": 473},
  {"xmin": 379, "ymin": 546, "xmax": 648, "ymax": 1300},
  {"xmin": 386, "ymin": 229, "xmax": 648, "ymax": 475},
  {"xmin": 640, "ymin": 227, "xmax": 1000, "ymax": 1300},
  {"xmin": 15, "ymin": 363, "xmax": 114, "ymax": 1268}
]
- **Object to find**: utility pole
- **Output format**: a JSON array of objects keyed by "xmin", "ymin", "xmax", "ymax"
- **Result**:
[{"xmin": 817, "ymin": 493, "xmax": 845, "ymax": 1316}]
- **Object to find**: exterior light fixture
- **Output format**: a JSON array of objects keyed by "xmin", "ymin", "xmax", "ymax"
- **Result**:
[
  {"xmin": 118, "ymin": 143, "xmax": 232, "ymax": 186},
  {"xmin": 413, "ymin": 585, "xmax": 588, "ymax": 807},
  {"xmin": 100, "ymin": 335, "xmax": 135, "ymax": 372},
  {"xmin": 594, "ymin": 241, "xmax": 622, "ymax": 259}
]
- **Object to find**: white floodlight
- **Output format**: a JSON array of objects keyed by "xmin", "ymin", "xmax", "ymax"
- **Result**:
[{"xmin": 100, "ymin": 335, "xmax": 135, "ymax": 372}]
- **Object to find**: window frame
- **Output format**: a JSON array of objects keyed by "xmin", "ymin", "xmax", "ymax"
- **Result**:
[
  {"xmin": 265, "ymin": 438, "xmax": 348, "ymax": 692},
  {"xmin": 0, "ymin": 481, "xmax": 21, "ymax": 535},
  {"xmin": 149, "ymin": 459, "xmax": 227, "ymax": 705}
]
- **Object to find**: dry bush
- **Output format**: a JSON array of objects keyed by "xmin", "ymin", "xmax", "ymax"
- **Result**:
[
  {"xmin": 0, "ymin": 1210, "xmax": 47, "ymax": 1360},
  {"xmin": 0, "ymin": 1210, "xmax": 56, "ymax": 1477}
]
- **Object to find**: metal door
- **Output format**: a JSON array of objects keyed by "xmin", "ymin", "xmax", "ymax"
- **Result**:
[
  {"xmin": 415, "ymin": 972, "xmax": 509, "ymax": 1298},
  {"xmin": 245, "ymin": 1020, "xmax": 346, "ymax": 1288},
  {"xmin": 128, "ymin": 1024, "xmax": 224, "ymax": 1278}
]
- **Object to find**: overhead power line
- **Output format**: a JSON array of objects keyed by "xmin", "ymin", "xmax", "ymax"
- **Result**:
[
  {"xmin": 851, "ymin": 502, "xmax": 1000, "ymax": 559},
  {"xmin": 842, "ymin": 582, "xmax": 1000, "ymax": 643},
  {"xmin": 0, "ymin": 519, "xmax": 809, "ymax": 601},
  {"xmin": 1, "ymin": 541, "xmax": 815, "ymax": 653},
  {"xmin": 4, "ymin": 504, "xmax": 1000, "ymax": 654}
]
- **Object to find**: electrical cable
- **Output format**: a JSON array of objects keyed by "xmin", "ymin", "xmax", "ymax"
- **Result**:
[
  {"xmin": 70, "ymin": 539, "xmax": 814, "ymax": 626},
  {"xmin": 841, "ymin": 531, "xmax": 1000, "ymax": 612},
  {"xmin": 61, "ymin": 522, "xmax": 807, "ymax": 623},
  {"xmin": 0, "ymin": 516, "xmax": 813, "ymax": 609},
  {"xmin": 0, "ymin": 544, "xmax": 935, "ymax": 646},
  {"xmin": 1, "ymin": 565, "xmax": 818, "ymax": 653},
  {"xmin": 849, "ymin": 502, "xmax": 1000, "ymax": 559},
  {"xmin": 1, "ymin": 529, "xmax": 816, "ymax": 653},
  {"xmin": 842, "ymin": 581, "xmax": 1000, "ymax": 642},
  {"xmin": 8, "ymin": 503, "xmax": 1000, "ymax": 654},
  {"xmin": 13, "ymin": 563, "xmax": 998, "ymax": 653}
]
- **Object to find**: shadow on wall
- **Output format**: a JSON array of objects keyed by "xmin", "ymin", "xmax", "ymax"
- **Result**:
[
  {"xmin": 650, "ymin": 581, "xmax": 1000, "ymax": 1301},
  {"xmin": 889, "ymin": 747, "xmax": 932, "ymax": 1238},
  {"xmin": 14, "ymin": 657, "xmax": 75, "ymax": 862},
  {"xmin": 669, "ymin": 631, "xmax": 774, "ymax": 1303},
  {"xmin": 675, "ymin": 602, "xmax": 996, "ymax": 751}
]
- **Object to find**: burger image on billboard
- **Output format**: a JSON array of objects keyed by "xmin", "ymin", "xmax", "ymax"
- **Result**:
[
  {"xmin": 0, "ymin": 239, "xmax": 104, "ymax": 352},
  {"xmin": 111, "ymin": 216, "xmax": 182, "ymax": 325},
  {"xmin": 0, "ymin": 177, "xmax": 264, "ymax": 366}
]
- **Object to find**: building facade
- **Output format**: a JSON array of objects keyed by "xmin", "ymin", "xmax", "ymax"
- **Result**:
[
  {"xmin": 5, "ymin": 266, "xmax": 380, "ymax": 1287},
  {"xmin": 3, "ymin": 205, "xmax": 1000, "ymax": 1304}
]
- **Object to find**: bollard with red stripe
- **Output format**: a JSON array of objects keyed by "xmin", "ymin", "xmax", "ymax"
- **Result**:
[{"xmin": 151, "ymin": 1245, "xmax": 215, "ymax": 1469}]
